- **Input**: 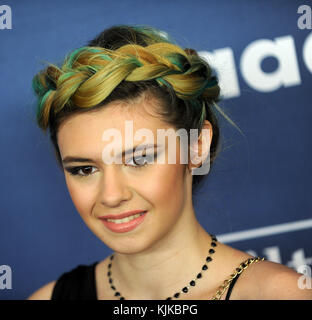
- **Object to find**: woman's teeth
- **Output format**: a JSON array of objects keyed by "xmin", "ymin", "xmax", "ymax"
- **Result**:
[{"xmin": 106, "ymin": 212, "xmax": 145, "ymax": 224}]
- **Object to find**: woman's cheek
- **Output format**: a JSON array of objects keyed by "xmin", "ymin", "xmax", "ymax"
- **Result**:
[{"xmin": 141, "ymin": 163, "xmax": 185, "ymax": 211}]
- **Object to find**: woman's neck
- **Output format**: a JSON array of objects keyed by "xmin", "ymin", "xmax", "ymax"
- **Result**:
[{"xmin": 110, "ymin": 211, "xmax": 214, "ymax": 300}]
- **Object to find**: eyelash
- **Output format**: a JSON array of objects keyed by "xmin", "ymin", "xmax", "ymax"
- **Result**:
[
  {"xmin": 65, "ymin": 155, "xmax": 154, "ymax": 177},
  {"xmin": 65, "ymin": 166, "xmax": 97, "ymax": 177}
]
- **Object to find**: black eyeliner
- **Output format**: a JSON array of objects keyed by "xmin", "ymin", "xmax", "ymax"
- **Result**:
[{"xmin": 64, "ymin": 166, "xmax": 89, "ymax": 176}]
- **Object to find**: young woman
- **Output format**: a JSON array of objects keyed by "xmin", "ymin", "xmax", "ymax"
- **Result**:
[{"xmin": 27, "ymin": 25, "xmax": 312, "ymax": 300}]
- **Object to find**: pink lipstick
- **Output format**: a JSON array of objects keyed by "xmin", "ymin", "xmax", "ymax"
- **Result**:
[{"xmin": 98, "ymin": 210, "xmax": 148, "ymax": 233}]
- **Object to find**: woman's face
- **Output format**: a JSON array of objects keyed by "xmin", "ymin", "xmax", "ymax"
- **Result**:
[{"xmin": 57, "ymin": 94, "xmax": 195, "ymax": 254}]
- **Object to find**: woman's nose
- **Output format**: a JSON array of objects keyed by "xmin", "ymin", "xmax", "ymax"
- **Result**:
[{"xmin": 99, "ymin": 165, "xmax": 132, "ymax": 207}]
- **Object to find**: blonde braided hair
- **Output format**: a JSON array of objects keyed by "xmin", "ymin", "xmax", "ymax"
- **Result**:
[{"xmin": 33, "ymin": 41, "xmax": 219, "ymax": 130}]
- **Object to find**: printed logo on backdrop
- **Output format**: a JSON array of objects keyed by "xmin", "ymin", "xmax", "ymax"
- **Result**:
[
  {"xmin": 217, "ymin": 218, "xmax": 312, "ymax": 284},
  {"xmin": 0, "ymin": 5, "xmax": 12, "ymax": 29},
  {"xmin": 199, "ymin": 31, "xmax": 312, "ymax": 98},
  {"xmin": 0, "ymin": 265, "xmax": 12, "ymax": 289},
  {"xmin": 298, "ymin": 5, "xmax": 312, "ymax": 29}
]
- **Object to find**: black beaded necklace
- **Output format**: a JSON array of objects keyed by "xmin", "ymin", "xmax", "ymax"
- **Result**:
[{"xmin": 107, "ymin": 234, "xmax": 218, "ymax": 300}]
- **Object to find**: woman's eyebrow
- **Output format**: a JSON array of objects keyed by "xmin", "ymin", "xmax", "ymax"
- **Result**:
[
  {"xmin": 62, "ymin": 143, "xmax": 158, "ymax": 164},
  {"xmin": 62, "ymin": 156, "xmax": 93, "ymax": 165}
]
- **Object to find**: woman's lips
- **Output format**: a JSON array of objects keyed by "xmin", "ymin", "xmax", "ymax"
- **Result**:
[
  {"xmin": 99, "ymin": 209, "xmax": 147, "ymax": 220},
  {"xmin": 99, "ymin": 211, "xmax": 148, "ymax": 233}
]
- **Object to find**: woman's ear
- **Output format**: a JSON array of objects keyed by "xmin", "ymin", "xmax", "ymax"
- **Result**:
[{"xmin": 187, "ymin": 120, "xmax": 213, "ymax": 175}]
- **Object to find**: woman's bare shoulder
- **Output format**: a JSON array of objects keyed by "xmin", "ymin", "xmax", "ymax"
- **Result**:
[
  {"xmin": 231, "ymin": 258, "xmax": 312, "ymax": 300},
  {"xmin": 215, "ymin": 243, "xmax": 312, "ymax": 300},
  {"xmin": 26, "ymin": 280, "xmax": 57, "ymax": 300}
]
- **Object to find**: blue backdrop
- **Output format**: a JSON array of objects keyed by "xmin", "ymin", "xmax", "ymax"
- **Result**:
[{"xmin": 0, "ymin": 0, "xmax": 311, "ymax": 299}]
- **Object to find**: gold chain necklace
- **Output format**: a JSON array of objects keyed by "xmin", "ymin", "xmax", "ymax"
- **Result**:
[{"xmin": 211, "ymin": 256, "xmax": 265, "ymax": 300}]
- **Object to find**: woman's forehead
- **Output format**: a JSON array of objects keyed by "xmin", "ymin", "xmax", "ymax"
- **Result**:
[{"xmin": 57, "ymin": 98, "xmax": 173, "ymax": 152}]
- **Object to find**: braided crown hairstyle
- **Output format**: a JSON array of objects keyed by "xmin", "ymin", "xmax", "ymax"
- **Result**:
[{"xmin": 32, "ymin": 25, "xmax": 225, "ymax": 192}]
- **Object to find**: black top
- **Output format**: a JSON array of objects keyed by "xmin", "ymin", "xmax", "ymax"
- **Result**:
[
  {"xmin": 51, "ymin": 261, "xmax": 241, "ymax": 300},
  {"xmin": 51, "ymin": 261, "xmax": 98, "ymax": 300}
]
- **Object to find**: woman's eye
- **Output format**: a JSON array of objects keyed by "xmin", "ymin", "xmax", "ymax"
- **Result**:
[
  {"xmin": 66, "ymin": 166, "xmax": 97, "ymax": 177},
  {"xmin": 125, "ymin": 154, "xmax": 154, "ymax": 168}
]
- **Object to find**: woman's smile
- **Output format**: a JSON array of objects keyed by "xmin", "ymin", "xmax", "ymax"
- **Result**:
[{"xmin": 98, "ymin": 210, "xmax": 148, "ymax": 233}]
